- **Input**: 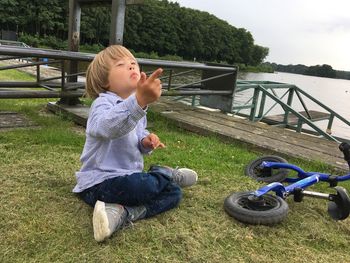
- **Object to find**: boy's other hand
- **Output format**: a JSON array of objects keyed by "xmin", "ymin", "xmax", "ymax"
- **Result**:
[
  {"xmin": 136, "ymin": 68, "xmax": 163, "ymax": 108},
  {"xmin": 141, "ymin": 133, "xmax": 165, "ymax": 150}
]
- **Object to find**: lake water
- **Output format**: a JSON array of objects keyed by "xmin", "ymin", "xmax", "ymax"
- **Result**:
[{"xmin": 237, "ymin": 72, "xmax": 350, "ymax": 140}]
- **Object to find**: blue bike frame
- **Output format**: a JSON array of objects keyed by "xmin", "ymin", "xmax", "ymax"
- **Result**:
[{"xmin": 253, "ymin": 161, "xmax": 350, "ymax": 199}]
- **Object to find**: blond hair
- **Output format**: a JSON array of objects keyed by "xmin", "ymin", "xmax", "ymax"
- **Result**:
[{"xmin": 85, "ymin": 45, "xmax": 136, "ymax": 99}]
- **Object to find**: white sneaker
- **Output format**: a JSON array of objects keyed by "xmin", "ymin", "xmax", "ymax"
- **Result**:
[
  {"xmin": 92, "ymin": 200, "xmax": 127, "ymax": 242},
  {"xmin": 172, "ymin": 168, "xmax": 198, "ymax": 187}
]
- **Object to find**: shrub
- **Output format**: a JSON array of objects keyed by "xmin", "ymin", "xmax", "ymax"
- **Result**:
[
  {"xmin": 43, "ymin": 35, "xmax": 67, "ymax": 50},
  {"xmin": 79, "ymin": 43, "xmax": 105, "ymax": 53},
  {"xmin": 18, "ymin": 33, "xmax": 40, "ymax": 47}
]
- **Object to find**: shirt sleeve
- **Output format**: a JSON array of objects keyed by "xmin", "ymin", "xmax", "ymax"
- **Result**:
[
  {"xmin": 86, "ymin": 94, "xmax": 146, "ymax": 139},
  {"xmin": 137, "ymin": 116, "xmax": 153, "ymax": 155}
]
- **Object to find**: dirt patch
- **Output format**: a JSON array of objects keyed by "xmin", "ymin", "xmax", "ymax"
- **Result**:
[{"xmin": 0, "ymin": 111, "xmax": 38, "ymax": 130}]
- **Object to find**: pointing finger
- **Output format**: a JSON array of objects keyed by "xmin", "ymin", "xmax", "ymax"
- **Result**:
[{"xmin": 148, "ymin": 68, "xmax": 163, "ymax": 82}]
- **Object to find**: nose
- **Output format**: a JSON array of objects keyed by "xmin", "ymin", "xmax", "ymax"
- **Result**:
[{"xmin": 129, "ymin": 64, "xmax": 135, "ymax": 70}]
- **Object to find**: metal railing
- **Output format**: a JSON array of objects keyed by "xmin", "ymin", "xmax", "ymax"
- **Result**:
[
  {"xmin": 0, "ymin": 40, "xmax": 30, "ymax": 48},
  {"xmin": 0, "ymin": 45, "xmax": 237, "ymax": 101},
  {"xmin": 2, "ymin": 46, "xmax": 346, "ymax": 142},
  {"xmin": 230, "ymin": 80, "xmax": 350, "ymax": 142}
]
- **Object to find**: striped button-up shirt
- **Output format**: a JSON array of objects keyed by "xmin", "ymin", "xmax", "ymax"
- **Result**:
[{"xmin": 73, "ymin": 91, "xmax": 151, "ymax": 193}]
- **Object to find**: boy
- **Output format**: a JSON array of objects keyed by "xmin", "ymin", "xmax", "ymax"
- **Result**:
[{"xmin": 73, "ymin": 45, "xmax": 198, "ymax": 242}]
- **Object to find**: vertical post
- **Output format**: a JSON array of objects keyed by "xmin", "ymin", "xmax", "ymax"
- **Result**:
[
  {"xmin": 61, "ymin": 60, "xmax": 66, "ymax": 89},
  {"xmin": 297, "ymin": 118, "xmax": 303, "ymax": 133},
  {"xmin": 249, "ymin": 87, "xmax": 260, "ymax": 122},
  {"xmin": 191, "ymin": 96, "xmax": 196, "ymax": 107},
  {"xmin": 167, "ymin": 69, "xmax": 172, "ymax": 91},
  {"xmin": 61, "ymin": 0, "xmax": 81, "ymax": 105},
  {"xmin": 257, "ymin": 92, "xmax": 266, "ymax": 118},
  {"xmin": 36, "ymin": 58, "xmax": 40, "ymax": 84},
  {"xmin": 110, "ymin": 0, "xmax": 126, "ymax": 45},
  {"xmin": 283, "ymin": 87, "xmax": 294, "ymax": 124},
  {"xmin": 326, "ymin": 114, "xmax": 334, "ymax": 134},
  {"xmin": 229, "ymin": 73, "xmax": 237, "ymax": 113},
  {"xmin": 68, "ymin": 0, "xmax": 81, "ymax": 81}
]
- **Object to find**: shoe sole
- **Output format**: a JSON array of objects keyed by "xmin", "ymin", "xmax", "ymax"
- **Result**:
[{"xmin": 93, "ymin": 201, "xmax": 110, "ymax": 242}]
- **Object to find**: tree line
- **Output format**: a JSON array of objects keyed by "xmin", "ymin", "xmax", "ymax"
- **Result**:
[
  {"xmin": 0, "ymin": 0, "xmax": 268, "ymax": 65},
  {"xmin": 264, "ymin": 62, "xmax": 350, "ymax": 80}
]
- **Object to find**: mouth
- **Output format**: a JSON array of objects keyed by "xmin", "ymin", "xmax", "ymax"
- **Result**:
[{"xmin": 130, "ymin": 72, "xmax": 139, "ymax": 79}]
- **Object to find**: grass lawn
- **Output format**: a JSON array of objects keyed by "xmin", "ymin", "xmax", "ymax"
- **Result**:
[{"xmin": 1, "ymin": 70, "xmax": 350, "ymax": 262}]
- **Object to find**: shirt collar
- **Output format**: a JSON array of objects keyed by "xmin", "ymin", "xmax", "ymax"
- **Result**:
[{"xmin": 99, "ymin": 91, "xmax": 124, "ymax": 103}]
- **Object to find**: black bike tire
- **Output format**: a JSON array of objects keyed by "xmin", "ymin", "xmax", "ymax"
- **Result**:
[
  {"xmin": 224, "ymin": 191, "xmax": 289, "ymax": 225},
  {"xmin": 328, "ymin": 186, "xmax": 350, "ymax": 220},
  {"xmin": 245, "ymin": 155, "xmax": 289, "ymax": 183}
]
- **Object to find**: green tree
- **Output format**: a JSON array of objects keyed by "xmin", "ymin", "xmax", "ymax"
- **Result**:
[
  {"xmin": 81, "ymin": 6, "xmax": 110, "ymax": 45},
  {"xmin": 251, "ymin": 45, "xmax": 269, "ymax": 66},
  {"xmin": 1, "ymin": 0, "xmax": 269, "ymax": 66},
  {"xmin": 0, "ymin": 0, "xmax": 20, "ymax": 30},
  {"xmin": 305, "ymin": 64, "xmax": 336, "ymax": 78}
]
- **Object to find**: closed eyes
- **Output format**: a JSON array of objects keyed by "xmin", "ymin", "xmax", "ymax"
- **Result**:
[{"xmin": 115, "ymin": 61, "xmax": 137, "ymax": 67}]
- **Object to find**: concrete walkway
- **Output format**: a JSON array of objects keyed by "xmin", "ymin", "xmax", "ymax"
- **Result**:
[{"xmin": 47, "ymin": 98, "xmax": 348, "ymax": 171}]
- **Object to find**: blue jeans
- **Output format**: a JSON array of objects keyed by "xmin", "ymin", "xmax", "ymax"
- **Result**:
[{"xmin": 79, "ymin": 166, "xmax": 182, "ymax": 219}]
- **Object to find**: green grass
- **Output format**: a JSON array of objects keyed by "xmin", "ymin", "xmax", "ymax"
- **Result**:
[
  {"xmin": 1, "ymin": 98, "xmax": 350, "ymax": 263},
  {"xmin": 0, "ymin": 65, "xmax": 36, "ymax": 81},
  {"xmin": 1, "ymin": 70, "xmax": 350, "ymax": 262}
]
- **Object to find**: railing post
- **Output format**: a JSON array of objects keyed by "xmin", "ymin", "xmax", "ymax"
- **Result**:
[
  {"xmin": 61, "ymin": 60, "xmax": 66, "ymax": 90},
  {"xmin": 283, "ymin": 87, "xmax": 294, "ymax": 124},
  {"xmin": 249, "ymin": 87, "xmax": 260, "ymax": 121},
  {"xmin": 36, "ymin": 58, "xmax": 40, "ymax": 85},
  {"xmin": 327, "ymin": 114, "xmax": 334, "ymax": 134},
  {"xmin": 257, "ymin": 92, "xmax": 266, "ymax": 118},
  {"xmin": 167, "ymin": 69, "xmax": 172, "ymax": 91},
  {"xmin": 191, "ymin": 95, "xmax": 196, "ymax": 107},
  {"xmin": 297, "ymin": 118, "xmax": 303, "ymax": 132}
]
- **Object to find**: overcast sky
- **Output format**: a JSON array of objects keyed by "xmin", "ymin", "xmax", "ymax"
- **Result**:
[{"xmin": 170, "ymin": 0, "xmax": 350, "ymax": 71}]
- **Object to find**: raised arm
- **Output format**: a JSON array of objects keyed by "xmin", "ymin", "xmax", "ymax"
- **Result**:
[{"xmin": 87, "ymin": 94, "xmax": 146, "ymax": 139}]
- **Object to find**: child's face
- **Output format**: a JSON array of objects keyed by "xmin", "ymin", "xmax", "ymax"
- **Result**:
[{"xmin": 107, "ymin": 57, "xmax": 141, "ymax": 98}]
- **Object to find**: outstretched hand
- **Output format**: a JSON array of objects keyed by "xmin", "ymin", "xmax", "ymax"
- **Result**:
[
  {"xmin": 141, "ymin": 133, "xmax": 165, "ymax": 150},
  {"xmin": 135, "ymin": 68, "xmax": 163, "ymax": 108}
]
